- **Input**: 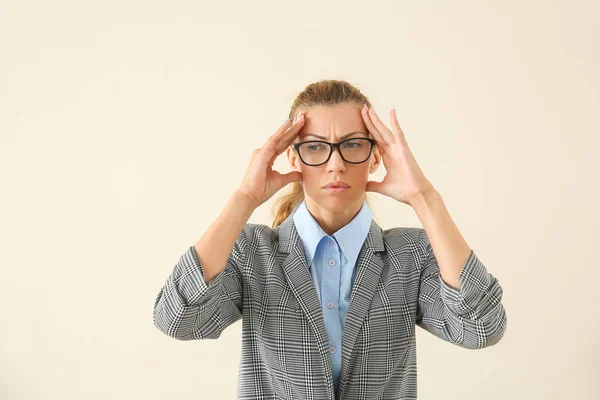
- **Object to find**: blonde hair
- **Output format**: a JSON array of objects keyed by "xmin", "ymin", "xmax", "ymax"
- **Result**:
[{"xmin": 271, "ymin": 79, "xmax": 375, "ymax": 228}]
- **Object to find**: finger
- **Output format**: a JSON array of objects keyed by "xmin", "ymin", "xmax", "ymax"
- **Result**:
[
  {"xmin": 266, "ymin": 114, "xmax": 296, "ymax": 143},
  {"xmin": 271, "ymin": 114, "xmax": 305, "ymax": 154},
  {"xmin": 390, "ymin": 108, "xmax": 408, "ymax": 146},
  {"xmin": 268, "ymin": 112, "xmax": 302, "ymax": 140},
  {"xmin": 267, "ymin": 118, "xmax": 290, "ymax": 143},
  {"xmin": 277, "ymin": 170, "xmax": 303, "ymax": 187},
  {"xmin": 367, "ymin": 106, "xmax": 396, "ymax": 144},
  {"xmin": 366, "ymin": 180, "xmax": 383, "ymax": 194},
  {"xmin": 267, "ymin": 123, "xmax": 303, "ymax": 167},
  {"xmin": 361, "ymin": 104, "xmax": 390, "ymax": 147},
  {"xmin": 280, "ymin": 115, "xmax": 294, "ymax": 130}
]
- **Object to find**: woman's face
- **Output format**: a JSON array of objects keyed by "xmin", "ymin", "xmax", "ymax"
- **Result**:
[{"xmin": 286, "ymin": 102, "xmax": 381, "ymax": 216}]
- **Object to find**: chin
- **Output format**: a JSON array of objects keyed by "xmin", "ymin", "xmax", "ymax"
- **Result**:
[{"xmin": 317, "ymin": 190, "xmax": 361, "ymax": 209}]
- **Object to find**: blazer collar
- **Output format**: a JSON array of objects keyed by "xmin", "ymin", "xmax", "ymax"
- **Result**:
[{"xmin": 276, "ymin": 201, "xmax": 386, "ymax": 397}]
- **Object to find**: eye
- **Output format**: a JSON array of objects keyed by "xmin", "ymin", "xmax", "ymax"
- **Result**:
[
  {"xmin": 306, "ymin": 143, "xmax": 328, "ymax": 151},
  {"xmin": 342, "ymin": 139, "xmax": 364, "ymax": 148}
]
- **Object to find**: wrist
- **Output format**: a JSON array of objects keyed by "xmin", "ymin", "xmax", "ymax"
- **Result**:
[
  {"xmin": 409, "ymin": 188, "xmax": 441, "ymax": 210},
  {"xmin": 233, "ymin": 190, "xmax": 261, "ymax": 211}
]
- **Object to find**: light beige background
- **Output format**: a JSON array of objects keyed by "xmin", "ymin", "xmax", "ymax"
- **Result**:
[{"xmin": 1, "ymin": 0, "xmax": 598, "ymax": 399}]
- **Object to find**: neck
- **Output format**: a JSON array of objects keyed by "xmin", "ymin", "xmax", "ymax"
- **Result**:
[{"xmin": 304, "ymin": 196, "xmax": 364, "ymax": 236}]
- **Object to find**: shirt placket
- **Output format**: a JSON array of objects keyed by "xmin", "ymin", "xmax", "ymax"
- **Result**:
[{"xmin": 321, "ymin": 236, "xmax": 342, "ymax": 386}]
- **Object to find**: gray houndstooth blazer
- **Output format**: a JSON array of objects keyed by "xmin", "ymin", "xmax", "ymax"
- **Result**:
[{"xmin": 153, "ymin": 206, "xmax": 507, "ymax": 399}]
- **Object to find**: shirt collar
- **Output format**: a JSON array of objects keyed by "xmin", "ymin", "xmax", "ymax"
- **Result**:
[{"xmin": 292, "ymin": 199, "xmax": 373, "ymax": 268}]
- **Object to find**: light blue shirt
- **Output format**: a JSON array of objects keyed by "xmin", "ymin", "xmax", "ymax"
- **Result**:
[{"xmin": 293, "ymin": 199, "xmax": 373, "ymax": 392}]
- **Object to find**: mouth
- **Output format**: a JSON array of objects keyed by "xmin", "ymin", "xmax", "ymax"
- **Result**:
[
  {"xmin": 322, "ymin": 181, "xmax": 350, "ymax": 193},
  {"xmin": 323, "ymin": 187, "xmax": 349, "ymax": 193}
]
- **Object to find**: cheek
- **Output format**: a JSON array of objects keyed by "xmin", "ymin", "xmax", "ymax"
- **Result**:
[
  {"xmin": 299, "ymin": 169, "xmax": 325, "ymax": 194},
  {"xmin": 299, "ymin": 167, "xmax": 318, "ymax": 183},
  {"xmin": 351, "ymin": 166, "xmax": 371, "ymax": 181}
]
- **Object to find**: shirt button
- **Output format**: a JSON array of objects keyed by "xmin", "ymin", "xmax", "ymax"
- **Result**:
[
  {"xmin": 330, "ymin": 346, "xmax": 336, "ymax": 354},
  {"xmin": 328, "ymin": 259, "xmax": 336, "ymax": 266},
  {"xmin": 328, "ymin": 239, "xmax": 334, "ymax": 246},
  {"xmin": 327, "ymin": 302, "xmax": 334, "ymax": 309}
]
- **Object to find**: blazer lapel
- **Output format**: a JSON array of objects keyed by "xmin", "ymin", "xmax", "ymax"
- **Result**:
[
  {"xmin": 338, "ymin": 219, "xmax": 385, "ymax": 397},
  {"xmin": 278, "ymin": 208, "xmax": 336, "ymax": 399}
]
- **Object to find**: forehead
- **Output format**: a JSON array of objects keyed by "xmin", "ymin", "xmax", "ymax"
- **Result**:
[{"xmin": 297, "ymin": 103, "xmax": 367, "ymax": 140}]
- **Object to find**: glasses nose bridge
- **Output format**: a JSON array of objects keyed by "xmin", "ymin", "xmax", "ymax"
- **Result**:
[{"xmin": 326, "ymin": 142, "xmax": 346, "ymax": 164}]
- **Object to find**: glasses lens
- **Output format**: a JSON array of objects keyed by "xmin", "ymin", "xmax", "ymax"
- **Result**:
[
  {"xmin": 339, "ymin": 138, "xmax": 372, "ymax": 163},
  {"xmin": 298, "ymin": 139, "xmax": 372, "ymax": 165},
  {"xmin": 298, "ymin": 142, "xmax": 331, "ymax": 165}
]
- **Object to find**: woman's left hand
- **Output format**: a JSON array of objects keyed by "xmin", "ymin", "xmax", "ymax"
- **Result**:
[{"xmin": 361, "ymin": 104, "xmax": 436, "ymax": 206}]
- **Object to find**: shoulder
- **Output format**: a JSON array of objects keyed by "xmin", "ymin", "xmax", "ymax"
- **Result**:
[
  {"xmin": 236, "ymin": 222, "xmax": 279, "ymax": 246},
  {"xmin": 381, "ymin": 226, "xmax": 428, "ymax": 259},
  {"xmin": 381, "ymin": 226, "xmax": 423, "ymax": 245}
]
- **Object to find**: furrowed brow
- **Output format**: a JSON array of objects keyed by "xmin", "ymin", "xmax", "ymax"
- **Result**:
[{"xmin": 303, "ymin": 131, "xmax": 367, "ymax": 140}]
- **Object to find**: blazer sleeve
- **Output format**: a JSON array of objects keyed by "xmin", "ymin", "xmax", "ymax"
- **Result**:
[
  {"xmin": 415, "ymin": 228, "xmax": 507, "ymax": 349},
  {"xmin": 152, "ymin": 230, "xmax": 246, "ymax": 341}
]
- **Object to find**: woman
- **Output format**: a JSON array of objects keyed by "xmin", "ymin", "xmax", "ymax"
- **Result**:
[{"xmin": 153, "ymin": 79, "xmax": 507, "ymax": 399}]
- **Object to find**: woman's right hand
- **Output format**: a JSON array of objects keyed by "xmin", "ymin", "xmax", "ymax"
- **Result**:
[{"xmin": 237, "ymin": 113, "xmax": 305, "ymax": 208}]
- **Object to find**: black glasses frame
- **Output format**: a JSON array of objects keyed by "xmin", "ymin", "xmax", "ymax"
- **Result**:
[{"xmin": 293, "ymin": 137, "xmax": 377, "ymax": 166}]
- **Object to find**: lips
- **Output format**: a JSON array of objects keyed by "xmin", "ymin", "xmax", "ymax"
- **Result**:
[{"xmin": 323, "ymin": 181, "xmax": 350, "ymax": 189}]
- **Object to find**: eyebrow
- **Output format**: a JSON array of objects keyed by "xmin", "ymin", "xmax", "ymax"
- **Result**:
[{"xmin": 301, "ymin": 131, "xmax": 368, "ymax": 140}]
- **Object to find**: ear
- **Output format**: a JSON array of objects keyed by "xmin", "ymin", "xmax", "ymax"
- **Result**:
[
  {"xmin": 286, "ymin": 146, "xmax": 301, "ymax": 172},
  {"xmin": 369, "ymin": 144, "xmax": 382, "ymax": 174}
]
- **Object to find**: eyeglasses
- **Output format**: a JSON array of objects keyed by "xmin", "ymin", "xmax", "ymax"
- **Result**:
[{"xmin": 293, "ymin": 137, "xmax": 377, "ymax": 166}]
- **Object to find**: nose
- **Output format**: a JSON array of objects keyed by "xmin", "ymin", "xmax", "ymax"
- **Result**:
[{"xmin": 326, "ymin": 146, "xmax": 347, "ymax": 172}]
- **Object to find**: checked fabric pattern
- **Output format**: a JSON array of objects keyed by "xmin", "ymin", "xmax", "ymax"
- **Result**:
[{"xmin": 153, "ymin": 209, "xmax": 507, "ymax": 399}]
